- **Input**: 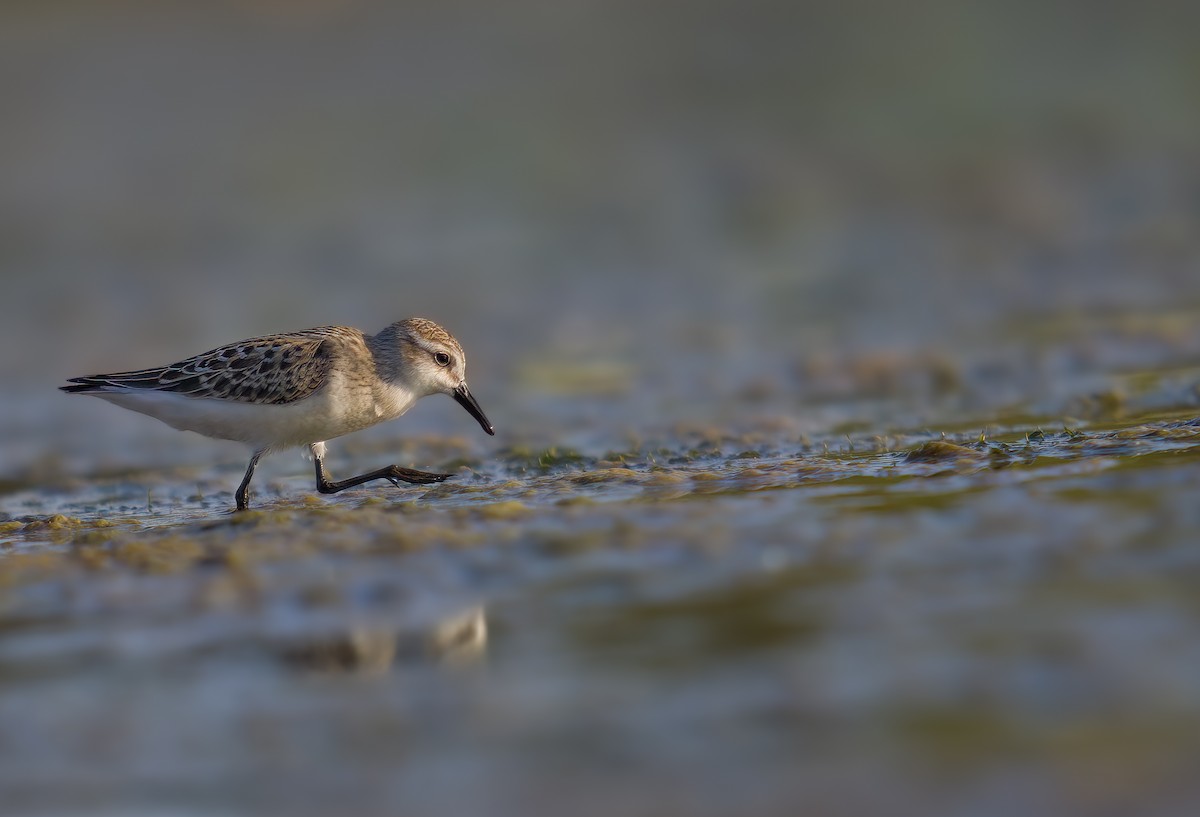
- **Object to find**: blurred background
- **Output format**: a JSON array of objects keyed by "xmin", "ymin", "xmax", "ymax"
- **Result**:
[
  {"xmin": 5, "ymin": 0, "xmax": 1200, "ymax": 477},
  {"xmin": 4, "ymin": 2, "xmax": 1200, "ymax": 816}
]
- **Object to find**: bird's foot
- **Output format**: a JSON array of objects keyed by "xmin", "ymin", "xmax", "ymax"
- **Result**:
[{"xmin": 384, "ymin": 466, "xmax": 454, "ymax": 486}]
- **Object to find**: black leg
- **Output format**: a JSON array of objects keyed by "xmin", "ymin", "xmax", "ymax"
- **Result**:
[
  {"xmin": 313, "ymin": 455, "xmax": 452, "ymax": 496},
  {"xmin": 235, "ymin": 450, "xmax": 265, "ymax": 511}
]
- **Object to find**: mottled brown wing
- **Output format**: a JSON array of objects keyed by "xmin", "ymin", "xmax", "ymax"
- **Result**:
[{"xmin": 64, "ymin": 330, "xmax": 341, "ymax": 405}]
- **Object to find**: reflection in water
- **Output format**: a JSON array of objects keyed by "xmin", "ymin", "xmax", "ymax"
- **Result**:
[{"xmin": 279, "ymin": 607, "xmax": 487, "ymax": 675}]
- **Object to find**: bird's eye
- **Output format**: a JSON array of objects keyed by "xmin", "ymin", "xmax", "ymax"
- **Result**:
[{"xmin": 434, "ymin": 352, "xmax": 451, "ymax": 366}]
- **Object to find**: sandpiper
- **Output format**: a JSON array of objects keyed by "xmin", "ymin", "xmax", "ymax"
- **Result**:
[{"xmin": 62, "ymin": 318, "xmax": 495, "ymax": 510}]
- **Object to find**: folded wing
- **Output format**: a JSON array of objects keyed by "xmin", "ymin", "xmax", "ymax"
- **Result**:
[{"xmin": 61, "ymin": 330, "xmax": 339, "ymax": 405}]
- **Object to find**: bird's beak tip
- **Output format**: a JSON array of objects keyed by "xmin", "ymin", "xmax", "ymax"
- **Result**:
[{"xmin": 453, "ymin": 385, "xmax": 494, "ymax": 437}]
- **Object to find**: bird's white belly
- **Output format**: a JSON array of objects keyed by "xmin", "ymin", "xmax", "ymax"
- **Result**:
[{"xmin": 95, "ymin": 379, "xmax": 416, "ymax": 451}]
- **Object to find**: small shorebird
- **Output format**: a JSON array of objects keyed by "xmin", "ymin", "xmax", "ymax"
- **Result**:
[{"xmin": 62, "ymin": 318, "xmax": 495, "ymax": 510}]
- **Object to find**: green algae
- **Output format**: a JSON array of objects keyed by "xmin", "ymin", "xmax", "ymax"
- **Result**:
[
  {"xmin": 499, "ymin": 445, "xmax": 591, "ymax": 473},
  {"xmin": 570, "ymin": 468, "xmax": 641, "ymax": 485},
  {"xmin": 19, "ymin": 515, "xmax": 87, "ymax": 532},
  {"xmin": 903, "ymin": 440, "xmax": 988, "ymax": 463},
  {"xmin": 463, "ymin": 500, "xmax": 530, "ymax": 521}
]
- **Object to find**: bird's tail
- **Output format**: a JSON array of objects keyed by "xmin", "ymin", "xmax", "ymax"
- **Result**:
[
  {"xmin": 60, "ymin": 372, "xmax": 162, "ymax": 394},
  {"xmin": 61, "ymin": 377, "xmax": 108, "ymax": 394}
]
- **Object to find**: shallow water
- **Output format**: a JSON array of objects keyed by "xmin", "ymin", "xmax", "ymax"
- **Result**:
[
  {"xmin": 6, "ymin": 2, "xmax": 1200, "ymax": 816},
  {"xmin": 5, "ymin": 403, "xmax": 1200, "ymax": 815}
]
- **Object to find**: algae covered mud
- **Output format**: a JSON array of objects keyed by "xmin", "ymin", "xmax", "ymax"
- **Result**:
[{"xmin": 4, "ymin": 371, "xmax": 1200, "ymax": 815}]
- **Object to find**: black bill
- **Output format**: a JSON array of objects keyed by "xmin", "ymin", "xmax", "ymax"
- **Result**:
[{"xmin": 453, "ymin": 384, "xmax": 495, "ymax": 435}]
